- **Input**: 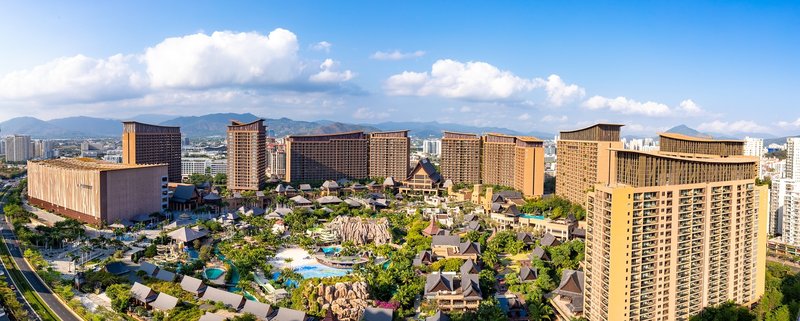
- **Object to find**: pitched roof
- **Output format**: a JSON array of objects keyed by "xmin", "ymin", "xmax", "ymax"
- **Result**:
[
  {"xmin": 344, "ymin": 198, "xmax": 362, "ymax": 207},
  {"xmin": 465, "ymin": 221, "xmax": 481, "ymax": 231},
  {"xmin": 406, "ymin": 158, "xmax": 442, "ymax": 183},
  {"xmin": 413, "ymin": 251, "xmax": 433, "ymax": 266},
  {"xmin": 540, "ymin": 233, "xmax": 561, "ymax": 247},
  {"xmin": 554, "ymin": 269, "xmax": 584, "ymax": 295},
  {"xmin": 171, "ymin": 184, "xmax": 198, "ymax": 203},
  {"xmin": 241, "ymin": 299, "xmax": 273, "ymax": 319},
  {"xmin": 317, "ymin": 196, "xmax": 343, "ymax": 204},
  {"xmin": 275, "ymin": 184, "xmax": 286, "ymax": 193},
  {"xmin": 383, "ymin": 177, "xmax": 396, "ymax": 186},
  {"xmin": 516, "ymin": 232, "xmax": 535, "ymax": 244},
  {"xmin": 150, "ymin": 292, "xmax": 179, "ymax": 311},
  {"xmin": 422, "ymin": 217, "xmax": 441, "ymax": 236},
  {"xmin": 271, "ymin": 308, "xmax": 307, "ymax": 321},
  {"xmin": 519, "ymin": 266, "xmax": 538, "ymax": 282},
  {"xmin": 458, "ymin": 242, "xmax": 481, "ymax": 255},
  {"xmin": 130, "ymin": 282, "xmax": 157, "ymax": 303},
  {"xmin": 431, "ymin": 235, "xmax": 461, "ymax": 247},
  {"xmin": 460, "ymin": 273, "xmax": 482, "ymax": 298},
  {"xmin": 425, "ymin": 273, "xmax": 454, "ymax": 293},
  {"xmin": 361, "ymin": 307, "xmax": 393, "ymax": 321},
  {"xmin": 198, "ymin": 312, "xmax": 227, "ymax": 321},
  {"xmin": 167, "ymin": 226, "xmax": 208, "ymax": 243},
  {"xmin": 203, "ymin": 193, "xmax": 222, "ymax": 201},
  {"xmin": 322, "ymin": 180, "xmax": 340, "ymax": 189},
  {"xmin": 442, "ymin": 180, "xmax": 453, "ymax": 188},
  {"xmin": 180, "ymin": 275, "xmax": 207, "ymax": 295},
  {"xmin": 138, "ymin": 261, "xmax": 158, "ymax": 276},
  {"xmin": 299, "ymin": 184, "xmax": 312, "ymax": 191},
  {"xmin": 531, "ymin": 247, "xmax": 550, "ymax": 261},
  {"xmin": 460, "ymin": 259, "xmax": 480, "ymax": 275},
  {"xmin": 154, "ymin": 268, "xmax": 177, "ymax": 282},
  {"xmin": 289, "ymin": 195, "xmax": 312, "ymax": 205},
  {"xmin": 202, "ymin": 286, "xmax": 244, "ymax": 309}
]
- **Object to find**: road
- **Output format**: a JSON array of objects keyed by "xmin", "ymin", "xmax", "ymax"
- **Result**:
[{"xmin": 0, "ymin": 184, "xmax": 81, "ymax": 321}]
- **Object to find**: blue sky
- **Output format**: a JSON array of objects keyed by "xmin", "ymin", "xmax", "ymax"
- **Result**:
[{"xmin": 0, "ymin": 1, "xmax": 798, "ymax": 136}]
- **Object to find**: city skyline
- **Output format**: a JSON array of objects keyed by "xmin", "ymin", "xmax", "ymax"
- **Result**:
[{"xmin": 0, "ymin": 1, "xmax": 798, "ymax": 136}]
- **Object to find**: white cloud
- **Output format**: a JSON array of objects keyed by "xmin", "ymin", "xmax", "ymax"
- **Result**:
[
  {"xmin": 144, "ymin": 29, "xmax": 302, "ymax": 88},
  {"xmin": 535, "ymin": 75, "xmax": 585, "ymax": 106},
  {"xmin": 310, "ymin": 41, "xmax": 332, "ymax": 53},
  {"xmin": 541, "ymin": 115, "xmax": 568, "ymax": 123},
  {"xmin": 777, "ymin": 118, "xmax": 800, "ymax": 128},
  {"xmin": 518, "ymin": 113, "xmax": 531, "ymax": 121},
  {"xmin": 0, "ymin": 54, "xmax": 147, "ymax": 102},
  {"xmin": 583, "ymin": 96, "xmax": 672, "ymax": 116},
  {"xmin": 309, "ymin": 59, "xmax": 355, "ymax": 83},
  {"xmin": 352, "ymin": 107, "xmax": 389, "ymax": 120},
  {"xmin": 385, "ymin": 59, "xmax": 583, "ymax": 106},
  {"xmin": 678, "ymin": 99, "xmax": 704, "ymax": 114},
  {"xmin": 697, "ymin": 120, "xmax": 769, "ymax": 134},
  {"xmin": 370, "ymin": 50, "xmax": 425, "ymax": 61}
]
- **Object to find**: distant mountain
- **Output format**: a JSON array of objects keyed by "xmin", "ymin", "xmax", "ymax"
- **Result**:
[
  {"xmin": 665, "ymin": 124, "xmax": 712, "ymax": 138},
  {"xmin": 0, "ymin": 117, "xmax": 88, "ymax": 138},
  {"xmin": 128, "ymin": 114, "xmax": 178, "ymax": 124},
  {"xmin": 160, "ymin": 113, "xmax": 262, "ymax": 137},
  {"xmin": 371, "ymin": 121, "xmax": 553, "ymax": 139},
  {"xmin": 765, "ymin": 136, "xmax": 800, "ymax": 146},
  {"xmin": 48, "ymin": 116, "xmax": 121, "ymax": 137}
]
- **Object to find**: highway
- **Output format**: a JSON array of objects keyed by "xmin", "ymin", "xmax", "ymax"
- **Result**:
[{"xmin": 0, "ymin": 183, "xmax": 81, "ymax": 321}]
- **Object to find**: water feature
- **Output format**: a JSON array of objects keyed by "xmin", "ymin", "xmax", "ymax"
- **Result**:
[
  {"xmin": 520, "ymin": 214, "xmax": 545, "ymax": 220},
  {"xmin": 205, "ymin": 268, "xmax": 225, "ymax": 280},
  {"xmin": 321, "ymin": 246, "xmax": 340, "ymax": 255}
]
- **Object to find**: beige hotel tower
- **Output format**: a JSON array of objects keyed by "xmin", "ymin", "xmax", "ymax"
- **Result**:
[
  {"xmin": 556, "ymin": 124, "xmax": 624, "ymax": 206},
  {"xmin": 583, "ymin": 131, "xmax": 767, "ymax": 321}
]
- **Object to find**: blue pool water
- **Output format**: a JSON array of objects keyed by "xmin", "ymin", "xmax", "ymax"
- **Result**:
[
  {"xmin": 295, "ymin": 265, "xmax": 351, "ymax": 279},
  {"xmin": 520, "ymin": 214, "xmax": 545, "ymax": 220},
  {"xmin": 205, "ymin": 268, "xmax": 225, "ymax": 280},
  {"xmin": 185, "ymin": 248, "xmax": 199, "ymax": 260},
  {"xmin": 321, "ymin": 247, "xmax": 340, "ymax": 255}
]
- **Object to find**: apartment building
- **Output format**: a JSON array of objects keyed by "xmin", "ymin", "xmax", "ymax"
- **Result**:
[
  {"xmin": 440, "ymin": 131, "xmax": 482, "ymax": 184},
  {"xmin": 181, "ymin": 158, "xmax": 227, "ymax": 177},
  {"xmin": 267, "ymin": 142, "xmax": 286, "ymax": 179},
  {"xmin": 122, "ymin": 121, "xmax": 182, "ymax": 182},
  {"xmin": 556, "ymin": 124, "xmax": 624, "ymax": 205},
  {"xmin": 583, "ymin": 134, "xmax": 767, "ymax": 321},
  {"xmin": 285, "ymin": 131, "xmax": 369, "ymax": 182},
  {"xmin": 4, "ymin": 134, "xmax": 31, "ymax": 162},
  {"xmin": 27, "ymin": 158, "xmax": 168, "ymax": 225},
  {"xmin": 226, "ymin": 119, "xmax": 267, "ymax": 191},
  {"xmin": 744, "ymin": 137, "xmax": 764, "ymax": 157},
  {"xmin": 369, "ymin": 131, "xmax": 410, "ymax": 179},
  {"xmin": 788, "ymin": 138, "xmax": 800, "ymax": 179}
]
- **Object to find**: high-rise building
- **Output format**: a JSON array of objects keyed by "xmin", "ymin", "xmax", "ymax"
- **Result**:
[
  {"xmin": 27, "ymin": 158, "xmax": 168, "ymax": 225},
  {"xmin": 181, "ymin": 158, "xmax": 227, "ymax": 177},
  {"xmin": 787, "ymin": 138, "xmax": 800, "ymax": 179},
  {"xmin": 33, "ymin": 139, "xmax": 56, "ymax": 159},
  {"xmin": 285, "ymin": 131, "xmax": 368, "ymax": 182},
  {"xmin": 583, "ymin": 133, "xmax": 767, "ymax": 321},
  {"xmin": 369, "ymin": 131, "xmax": 410, "ymax": 179},
  {"xmin": 481, "ymin": 133, "xmax": 545, "ymax": 198},
  {"xmin": 441, "ymin": 132, "xmax": 481, "ymax": 184},
  {"xmin": 744, "ymin": 137, "xmax": 764, "ymax": 157},
  {"xmin": 226, "ymin": 119, "xmax": 267, "ymax": 191},
  {"xmin": 122, "ymin": 121, "xmax": 182, "ymax": 182},
  {"xmin": 779, "ymin": 181, "xmax": 800, "ymax": 245},
  {"xmin": 556, "ymin": 124, "xmax": 623, "ymax": 205},
  {"xmin": 267, "ymin": 143, "xmax": 286, "ymax": 179},
  {"xmin": 423, "ymin": 139, "xmax": 442, "ymax": 156},
  {"xmin": 4, "ymin": 135, "xmax": 32, "ymax": 162}
]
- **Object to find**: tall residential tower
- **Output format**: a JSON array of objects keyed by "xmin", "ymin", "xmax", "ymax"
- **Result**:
[
  {"xmin": 226, "ymin": 119, "xmax": 267, "ymax": 191},
  {"xmin": 440, "ymin": 131, "xmax": 482, "ymax": 185},
  {"xmin": 369, "ymin": 131, "xmax": 410, "ymax": 179},
  {"xmin": 122, "ymin": 121, "xmax": 182, "ymax": 182},
  {"xmin": 285, "ymin": 131, "xmax": 369, "ymax": 182},
  {"xmin": 556, "ymin": 124, "xmax": 624, "ymax": 205}
]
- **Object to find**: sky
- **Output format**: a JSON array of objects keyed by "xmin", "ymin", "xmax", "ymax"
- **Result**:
[{"xmin": 0, "ymin": 1, "xmax": 798, "ymax": 137}]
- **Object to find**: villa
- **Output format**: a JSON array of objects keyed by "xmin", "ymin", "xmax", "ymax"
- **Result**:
[
  {"xmin": 399, "ymin": 158, "xmax": 443, "ymax": 195},
  {"xmin": 549, "ymin": 269, "xmax": 585, "ymax": 320},
  {"xmin": 424, "ymin": 271, "xmax": 482, "ymax": 312},
  {"xmin": 431, "ymin": 235, "xmax": 481, "ymax": 261},
  {"xmin": 180, "ymin": 275, "xmax": 207, "ymax": 296},
  {"xmin": 201, "ymin": 286, "xmax": 245, "ymax": 310},
  {"xmin": 519, "ymin": 266, "xmax": 539, "ymax": 282}
]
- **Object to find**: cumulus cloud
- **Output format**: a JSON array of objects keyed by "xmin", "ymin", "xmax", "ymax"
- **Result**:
[
  {"xmin": 385, "ymin": 59, "xmax": 583, "ymax": 105},
  {"xmin": 310, "ymin": 41, "xmax": 332, "ymax": 52},
  {"xmin": 370, "ymin": 50, "xmax": 425, "ymax": 61},
  {"xmin": 541, "ymin": 115, "xmax": 568, "ymax": 123},
  {"xmin": 0, "ymin": 28, "xmax": 357, "ymax": 105},
  {"xmin": 678, "ymin": 99, "xmax": 703, "ymax": 114},
  {"xmin": 697, "ymin": 120, "xmax": 769, "ymax": 134},
  {"xmin": 583, "ymin": 96, "xmax": 672, "ymax": 116},
  {"xmin": 778, "ymin": 118, "xmax": 800, "ymax": 128},
  {"xmin": 352, "ymin": 107, "xmax": 390, "ymax": 120},
  {"xmin": 518, "ymin": 113, "xmax": 531, "ymax": 121},
  {"xmin": 0, "ymin": 54, "xmax": 147, "ymax": 103},
  {"xmin": 309, "ymin": 59, "xmax": 355, "ymax": 83}
]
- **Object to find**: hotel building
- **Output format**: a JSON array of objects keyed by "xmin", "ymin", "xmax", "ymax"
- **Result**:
[
  {"xmin": 481, "ymin": 133, "xmax": 545, "ymax": 198},
  {"xmin": 226, "ymin": 119, "xmax": 267, "ymax": 191},
  {"xmin": 369, "ymin": 131, "xmax": 410, "ymax": 179},
  {"xmin": 122, "ymin": 121, "xmax": 182, "ymax": 183},
  {"xmin": 440, "ymin": 132, "xmax": 482, "ymax": 184},
  {"xmin": 285, "ymin": 131, "xmax": 369, "ymax": 182},
  {"xmin": 556, "ymin": 124, "xmax": 624, "ymax": 205},
  {"xmin": 583, "ymin": 133, "xmax": 767, "ymax": 321},
  {"xmin": 27, "ymin": 158, "xmax": 168, "ymax": 225}
]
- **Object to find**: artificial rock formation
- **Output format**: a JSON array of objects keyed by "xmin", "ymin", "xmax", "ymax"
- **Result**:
[
  {"xmin": 317, "ymin": 281, "xmax": 370, "ymax": 320},
  {"xmin": 327, "ymin": 216, "xmax": 392, "ymax": 246}
]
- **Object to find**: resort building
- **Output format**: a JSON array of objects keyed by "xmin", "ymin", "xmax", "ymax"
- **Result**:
[
  {"xmin": 556, "ymin": 123, "xmax": 623, "ymax": 205},
  {"xmin": 226, "ymin": 119, "xmax": 267, "ymax": 191},
  {"xmin": 440, "ymin": 131, "xmax": 482, "ymax": 184},
  {"xmin": 285, "ymin": 131, "xmax": 369, "ymax": 182},
  {"xmin": 550, "ymin": 269, "xmax": 585, "ymax": 320},
  {"xmin": 481, "ymin": 134, "xmax": 545, "ymax": 198},
  {"xmin": 583, "ymin": 133, "xmax": 767, "ymax": 321},
  {"xmin": 122, "ymin": 121, "xmax": 182, "ymax": 183},
  {"xmin": 369, "ymin": 131, "xmax": 410, "ymax": 179},
  {"xmin": 181, "ymin": 158, "xmax": 227, "ymax": 178},
  {"xmin": 424, "ymin": 271, "xmax": 482, "ymax": 312},
  {"xmin": 27, "ymin": 158, "xmax": 168, "ymax": 225},
  {"xmin": 400, "ymin": 158, "xmax": 443, "ymax": 194},
  {"xmin": 431, "ymin": 235, "xmax": 481, "ymax": 261},
  {"xmin": 267, "ymin": 142, "xmax": 287, "ymax": 179}
]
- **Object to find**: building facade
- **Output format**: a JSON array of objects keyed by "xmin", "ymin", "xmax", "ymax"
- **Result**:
[
  {"xmin": 583, "ymin": 134, "xmax": 767, "ymax": 321},
  {"xmin": 266, "ymin": 143, "xmax": 286, "ymax": 179},
  {"xmin": 440, "ymin": 132, "xmax": 482, "ymax": 184},
  {"xmin": 556, "ymin": 124, "xmax": 624, "ymax": 205},
  {"xmin": 423, "ymin": 139, "xmax": 442, "ymax": 156},
  {"xmin": 788, "ymin": 138, "xmax": 800, "ymax": 180},
  {"xmin": 226, "ymin": 119, "xmax": 267, "ymax": 191},
  {"xmin": 4, "ymin": 135, "xmax": 31, "ymax": 162},
  {"xmin": 122, "ymin": 121, "xmax": 182, "ymax": 182},
  {"xmin": 285, "ymin": 131, "xmax": 368, "ymax": 182},
  {"xmin": 181, "ymin": 158, "xmax": 227, "ymax": 177},
  {"xmin": 481, "ymin": 134, "xmax": 545, "ymax": 198},
  {"xmin": 744, "ymin": 137, "xmax": 764, "ymax": 157},
  {"xmin": 369, "ymin": 131, "xmax": 410, "ymax": 179},
  {"xmin": 27, "ymin": 158, "xmax": 168, "ymax": 225}
]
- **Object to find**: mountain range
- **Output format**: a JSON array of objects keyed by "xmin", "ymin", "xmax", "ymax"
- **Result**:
[{"xmin": 0, "ymin": 113, "xmax": 552, "ymax": 139}]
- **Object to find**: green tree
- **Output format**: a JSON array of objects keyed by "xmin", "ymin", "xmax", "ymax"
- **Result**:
[
  {"xmin": 689, "ymin": 302, "xmax": 755, "ymax": 321},
  {"xmin": 106, "ymin": 283, "xmax": 132, "ymax": 313}
]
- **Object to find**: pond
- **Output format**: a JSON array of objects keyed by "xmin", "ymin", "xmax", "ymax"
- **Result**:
[{"xmin": 205, "ymin": 268, "xmax": 225, "ymax": 280}]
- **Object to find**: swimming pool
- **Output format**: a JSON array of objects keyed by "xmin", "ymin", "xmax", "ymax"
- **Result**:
[
  {"xmin": 520, "ymin": 214, "xmax": 545, "ymax": 220},
  {"xmin": 321, "ymin": 246, "xmax": 340, "ymax": 255},
  {"xmin": 295, "ymin": 264, "xmax": 351, "ymax": 279},
  {"xmin": 205, "ymin": 268, "xmax": 225, "ymax": 280}
]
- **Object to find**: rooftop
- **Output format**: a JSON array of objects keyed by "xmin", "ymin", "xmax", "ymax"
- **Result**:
[{"xmin": 29, "ymin": 158, "xmax": 165, "ymax": 171}]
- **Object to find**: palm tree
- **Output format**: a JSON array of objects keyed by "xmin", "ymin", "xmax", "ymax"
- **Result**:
[{"xmin": 528, "ymin": 301, "xmax": 555, "ymax": 321}]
